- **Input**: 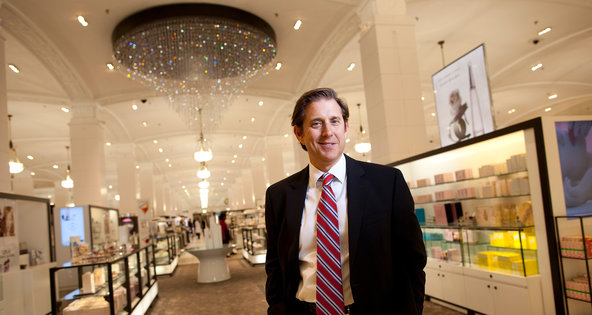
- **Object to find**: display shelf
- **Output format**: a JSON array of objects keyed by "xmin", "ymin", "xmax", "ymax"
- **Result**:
[
  {"xmin": 415, "ymin": 194, "xmax": 531, "ymax": 206},
  {"xmin": 241, "ymin": 227, "xmax": 267, "ymax": 265},
  {"xmin": 410, "ymin": 170, "xmax": 529, "ymax": 190},
  {"xmin": 389, "ymin": 119, "xmax": 562, "ymax": 314},
  {"xmin": 555, "ymin": 214, "xmax": 592, "ymax": 314},
  {"xmin": 50, "ymin": 245, "xmax": 157, "ymax": 315}
]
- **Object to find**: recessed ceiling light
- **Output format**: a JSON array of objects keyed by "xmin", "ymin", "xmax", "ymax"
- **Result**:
[
  {"xmin": 293, "ymin": 20, "xmax": 302, "ymax": 30},
  {"xmin": 286, "ymin": 172, "xmax": 290, "ymax": 176},
  {"xmin": 26, "ymin": 155, "xmax": 34, "ymax": 160},
  {"xmin": 221, "ymin": 182, "xmax": 224, "ymax": 186},
  {"xmin": 142, "ymin": 121, "xmax": 148, "ymax": 127},
  {"xmin": 182, "ymin": 185, "xmax": 186, "ymax": 189},
  {"xmin": 77, "ymin": 16, "xmax": 89, "ymax": 27},
  {"xmin": 165, "ymin": 158, "xmax": 169, "ymax": 162},
  {"xmin": 346, "ymin": 138, "xmax": 351, "ymax": 143},
  {"xmin": 8, "ymin": 64, "xmax": 20, "ymax": 73},
  {"xmin": 136, "ymin": 165, "xmax": 139, "ymax": 169},
  {"xmin": 347, "ymin": 63, "xmax": 356, "ymax": 71},
  {"xmin": 158, "ymin": 148, "xmax": 163, "ymax": 153},
  {"xmin": 261, "ymin": 157, "xmax": 265, "ymax": 162},
  {"xmin": 284, "ymin": 133, "xmax": 289, "ymax": 138},
  {"xmin": 250, "ymin": 117, "xmax": 255, "ymax": 122},
  {"xmin": 538, "ymin": 27, "xmax": 552, "ymax": 36},
  {"xmin": 153, "ymin": 139, "xmax": 158, "ymax": 144},
  {"xmin": 108, "ymin": 185, "xmax": 113, "ymax": 189},
  {"xmin": 421, "ymin": 96, "xmax": 425, "ymax": 101},
  {"xmin": 258, "ymin": 101, "xmax": 264, "ymax": 106},
  {"xmin": 275, "ymin": 62, "xmax": 282, "ymax": 70},
  {"xmin": 105, "ymin": 142, "xmax": 111, "ymax": 146},
  {"xmin": 30, "ymin": 171, "xmax": 35, "ymax": 176},
  {"xmin": 168, "ymin": 164, "xmax": 172, "ymax": 167},
  {"xmin": 545, "ymin": 107, "xmax": 552, "ymax": 112},
  {"xmin": 508, "ymin": 108, "xmax": 516, "ymax": 114},
  {"xmin": 61, "ymin": 107, "xmax": 70, "ymax": 113},
  {"xmin": 531, "ymin": 63, "xmax": 543, "ymax": 71},
  {"xmin": 548, "ymin": 93, "xmax": 558, "ymax": 100},
  {"xmin": 132, "ymin": 104, "xmax": 138, "ymax": 110},
  {"xmin": 231, "ymin": 160, "xmax": 236, "ymax": 164},
  {"xmin": 242, "ymin": 135, "xmax": 247, "ymax": 140},
  {"xmin": 106, "ymin": 63, "xmax": 114, "ymax": 70},
  {"xmin": 238, "ymin": 144, "xmax": 243, "ymax": 149},
  {"xmin": 53, "ymin": 164, "xmax": 59, "ymax": 169},
  {"xmin": 233, "ymin": 154, "xmax": 238, "ymax": 158},
  {"xmin": 115, "ymin": 194, "xmax": 120, "ymax": 201},
  {"xmin": 431, "ymin": 112, "xmax": 436, "ymax": 117}
]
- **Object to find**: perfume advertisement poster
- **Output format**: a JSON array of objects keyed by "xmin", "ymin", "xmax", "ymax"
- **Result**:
[
  {"xmin": 555, "ymin": 121, "xmax": 592, "ymax": 216},
  {"xmin": 0, "ymin": 199, "xmax": 19, "ymax": 274},
  {"xmin": 432, "ymin": 45, "xmax": 495, "ymax": 147}
]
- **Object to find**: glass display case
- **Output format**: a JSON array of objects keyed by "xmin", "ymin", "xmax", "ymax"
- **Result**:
[
  {"xmin": 152, "ymin": 234, "xmax": 178, "ymax": 276},
  {"xmin": 555, "ymin": 214, "xmax": 592, "ymax": 315},
  {"xmin": 49, "ymin": 245, "xmax": 157, "ymax": 315},
  {"xmin": 390, "ymin": 118, "xmax": 560, "ymax": 314},
  {"xmin": 241, "ymin": 227, "xmax": 266, "ymax": 265}
]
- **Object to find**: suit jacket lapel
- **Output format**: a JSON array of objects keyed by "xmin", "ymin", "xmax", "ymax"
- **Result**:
[
  {"xmin": 345, "ymin": 155, "xmax": 367, "ymax": 268},
  {"xmin": 285, "ymin": 166, "xmax": 309, "ymax": 263}
]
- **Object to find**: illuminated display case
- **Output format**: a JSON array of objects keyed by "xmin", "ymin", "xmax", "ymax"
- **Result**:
[
  {"xmin": 390, "ymin": 118, "xmax": 561, "ymax": 315},
  {"xmin": 152, "ymin": 234, "xmax": 178, "ymax": 276},
  {"xmin": 49, "ymin": 245, "xmax": 157, "ymax": 315},
  {"xmin": 241, "ymin": 227, "xmax": 266, "ymax": 265}
]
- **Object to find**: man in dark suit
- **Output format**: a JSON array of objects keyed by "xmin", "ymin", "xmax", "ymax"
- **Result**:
[{"xmin": 265, "ymin": 88, "xmax": 426, "ymax": 315}]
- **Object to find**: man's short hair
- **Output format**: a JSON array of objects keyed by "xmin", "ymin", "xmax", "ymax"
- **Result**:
[{"xmin": 291, "ymin": 88, "xmax": 349, "ymax": 151}]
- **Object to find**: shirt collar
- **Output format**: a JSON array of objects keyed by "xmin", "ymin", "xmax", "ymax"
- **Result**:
[{"xmin": 308, "ymin": 154, "xmax": 346, "ymax": 187}]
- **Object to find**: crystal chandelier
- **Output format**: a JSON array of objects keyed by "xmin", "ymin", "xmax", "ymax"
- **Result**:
[
  {"xmin": 194, "ymin": 108, "xmax": 213, "ymax": 162},
  {"xmin": 7, "ymin": 115, "xmax": 24, "ymax": 174},
  {"xmin": 354, "ymin": 103, "xmax": 371, "ymax": 154},
  {"xmin": 112, "ymin": 3, "xmax": 277, "ymax": 129},
  {"xmin": 61, "ymin": 146, "xmax": 74, "ymax": 189},
  {"xmin": 197, "ymin": 162, "xmax": 211, "ymax": 179}
]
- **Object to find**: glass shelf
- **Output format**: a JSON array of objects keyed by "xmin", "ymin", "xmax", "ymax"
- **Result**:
[
  {"xmin": 415, "ymin": 194, "xmax": 531, "ymax": 206},
  {"xmin": 410, "ymin": 170, "xmax": 529, "ymax": 190}
]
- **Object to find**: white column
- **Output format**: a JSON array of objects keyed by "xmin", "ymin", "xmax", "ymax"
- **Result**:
[
  {"xmin": 11, "ymin": 172, "xmax": 34, "ymax": 195},
  {"xmin": 0, "ymin": 27, "xmax": 10, "ymax": 193},
  {"xmin": 250, "ymin": 157, "xmax": 266, "ymax": 207},
  {"xmin": 54, "ymin": 181, "xmax": 69, "ymax": 211},
  {"xmin": 114, "ymin": 143, "xmax": 137, "ymax": 216},
  {"xmin": 358, "ymin": 0, "xmax": 428, "ymax": 163},
  {"xmin": 163, "ymin": 184, "xmax": 171, "ymax": 213},
  {"xmin": 264, "ymin": 136, "xmax": 285, "ymax": 185},
  {"xmin": 241, "ymin": 169, "xmax": 255, "ymax": 208},
  {"xmin": 153, "ymin": 175, "xmax": 164, "ymax": 216},
  {"xmin": 138, "ymin": 162, "xmax": 155, "ymax": 242},
  {"xmin": 69, "ymin": 101, "xmax": 106, "ymax": 206}
]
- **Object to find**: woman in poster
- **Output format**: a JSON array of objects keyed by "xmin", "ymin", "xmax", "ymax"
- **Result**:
[{"xmin": 1, "ymin": 206, "xmax": 15, "ymax": 237}]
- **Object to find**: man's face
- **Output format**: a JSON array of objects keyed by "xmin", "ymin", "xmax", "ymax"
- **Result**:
[{"xmin": 294, "ymin": 98, "xmax": 348, "ymax": 172}]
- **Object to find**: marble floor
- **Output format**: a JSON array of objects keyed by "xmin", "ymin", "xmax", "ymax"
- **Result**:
[{"xmin": 146, "ymin": 250, "xmax": 463, "ymax": 315}]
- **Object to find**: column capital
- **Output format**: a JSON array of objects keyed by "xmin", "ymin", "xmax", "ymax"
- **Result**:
[{"xmin": 358, "ymin": 0, "xmax": 412, "ymax": 34}]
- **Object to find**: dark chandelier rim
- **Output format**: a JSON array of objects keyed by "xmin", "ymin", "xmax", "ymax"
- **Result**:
[{"xmin": 111, "ymin": 3, "xmax": 276, "ymax": 46}]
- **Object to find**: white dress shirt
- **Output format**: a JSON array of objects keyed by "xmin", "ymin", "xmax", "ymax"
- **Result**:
[{"xmin": 295, "ymin": 154, "xmax": 353, "ymax": 305}]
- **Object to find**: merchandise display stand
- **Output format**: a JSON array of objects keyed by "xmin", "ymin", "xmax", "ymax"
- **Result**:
[
  {"xmin": 0, "ymin": 192, "xmax": 54, "ymax": 315},
  {"xmin": 390, "ymin": 118, "xmax": 562, "ymax": 314},
  {"xmin": 185, "ymin": 246, "xmax": 232, "ymax": 283},
  {"xmin": 241, "ymin": 227, "xmax": 267, "ymax": 265}
]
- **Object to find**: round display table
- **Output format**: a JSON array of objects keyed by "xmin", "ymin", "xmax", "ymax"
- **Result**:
[{"xmin": 185, "ymin": 246, "xmax": 231, "ymax": 283}]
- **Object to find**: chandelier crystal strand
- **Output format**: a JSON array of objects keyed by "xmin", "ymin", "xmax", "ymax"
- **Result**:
[{"xmin": 112, "ymin": 4, "xmax": 277, "ymax": 127}]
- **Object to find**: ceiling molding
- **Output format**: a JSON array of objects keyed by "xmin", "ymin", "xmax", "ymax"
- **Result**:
[
  {"xmin": 493, "ymin": 81, "xmax": 592, "ymax": 92},
  {"xmin": 7, "ymin": 92, "xmax": 70, "ymax": 104},
  {"xmin": 503, "ymin": 93, "xmax": 592, "ymax": 126},
  {"xmin": 1, "ymin": 3, "xmax": 92, "ymax": 99},
  {"xmin": 490, "ymin": 26, "xmax": 592, "ymax": 81},
  {"xmin": 296, "ymin": 11, "xmax": 361, "ymax": 93}
]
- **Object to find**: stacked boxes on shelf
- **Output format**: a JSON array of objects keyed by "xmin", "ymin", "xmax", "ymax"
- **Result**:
[
  {"xmin": 566, "ymin": 274, "xmax": 591, "ymax": 302},
  {"xmin": 560, "ymin": 235, "xmax": 592, "ymax": 258}
]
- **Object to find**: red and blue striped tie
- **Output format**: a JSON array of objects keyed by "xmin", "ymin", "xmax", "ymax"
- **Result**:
[{"xmin": 316, "ymin": 173, "xmax": 344, "ymax": 315}]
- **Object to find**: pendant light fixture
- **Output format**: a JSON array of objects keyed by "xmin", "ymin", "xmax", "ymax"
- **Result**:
[
  {"xmin": 7, "ymin": 115, "xmax": 24, "ymax": 174},
  {"xmin": 194, "ymin": 108, "xmax": 213, "ymax": 162},
  {"xmin": 354, "ymin": 103, "xmax": 371, "ymax": 154},
  {"xmin": 61, "ymin": 145, "xmax": 74, "ymax": 189},
  {"xmin": 196, "ymin": 162, "xmax": 211, "ymax": 179}
]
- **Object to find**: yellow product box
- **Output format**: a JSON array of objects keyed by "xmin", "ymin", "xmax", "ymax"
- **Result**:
[
  {"xmin": 511, "ymin": 259, "xmax": 538, "ymax": 276},
  {"xmin": 495, "ymin": 252, "xmax": 521, "ymax": 272},
  {"xmin": 476, "ymin": 251, "xmax": 498, "ymax": 270}
]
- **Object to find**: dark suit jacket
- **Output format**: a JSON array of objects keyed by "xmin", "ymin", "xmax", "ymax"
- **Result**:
[{"xmin": 265, "ymin": 155, "xmax": 426, "ymax": 315}]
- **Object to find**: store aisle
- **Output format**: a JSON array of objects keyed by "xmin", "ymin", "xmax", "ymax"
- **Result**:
[{"xmin": 147, "ymin": 251, "xmax": 463, "ymax": 315}]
